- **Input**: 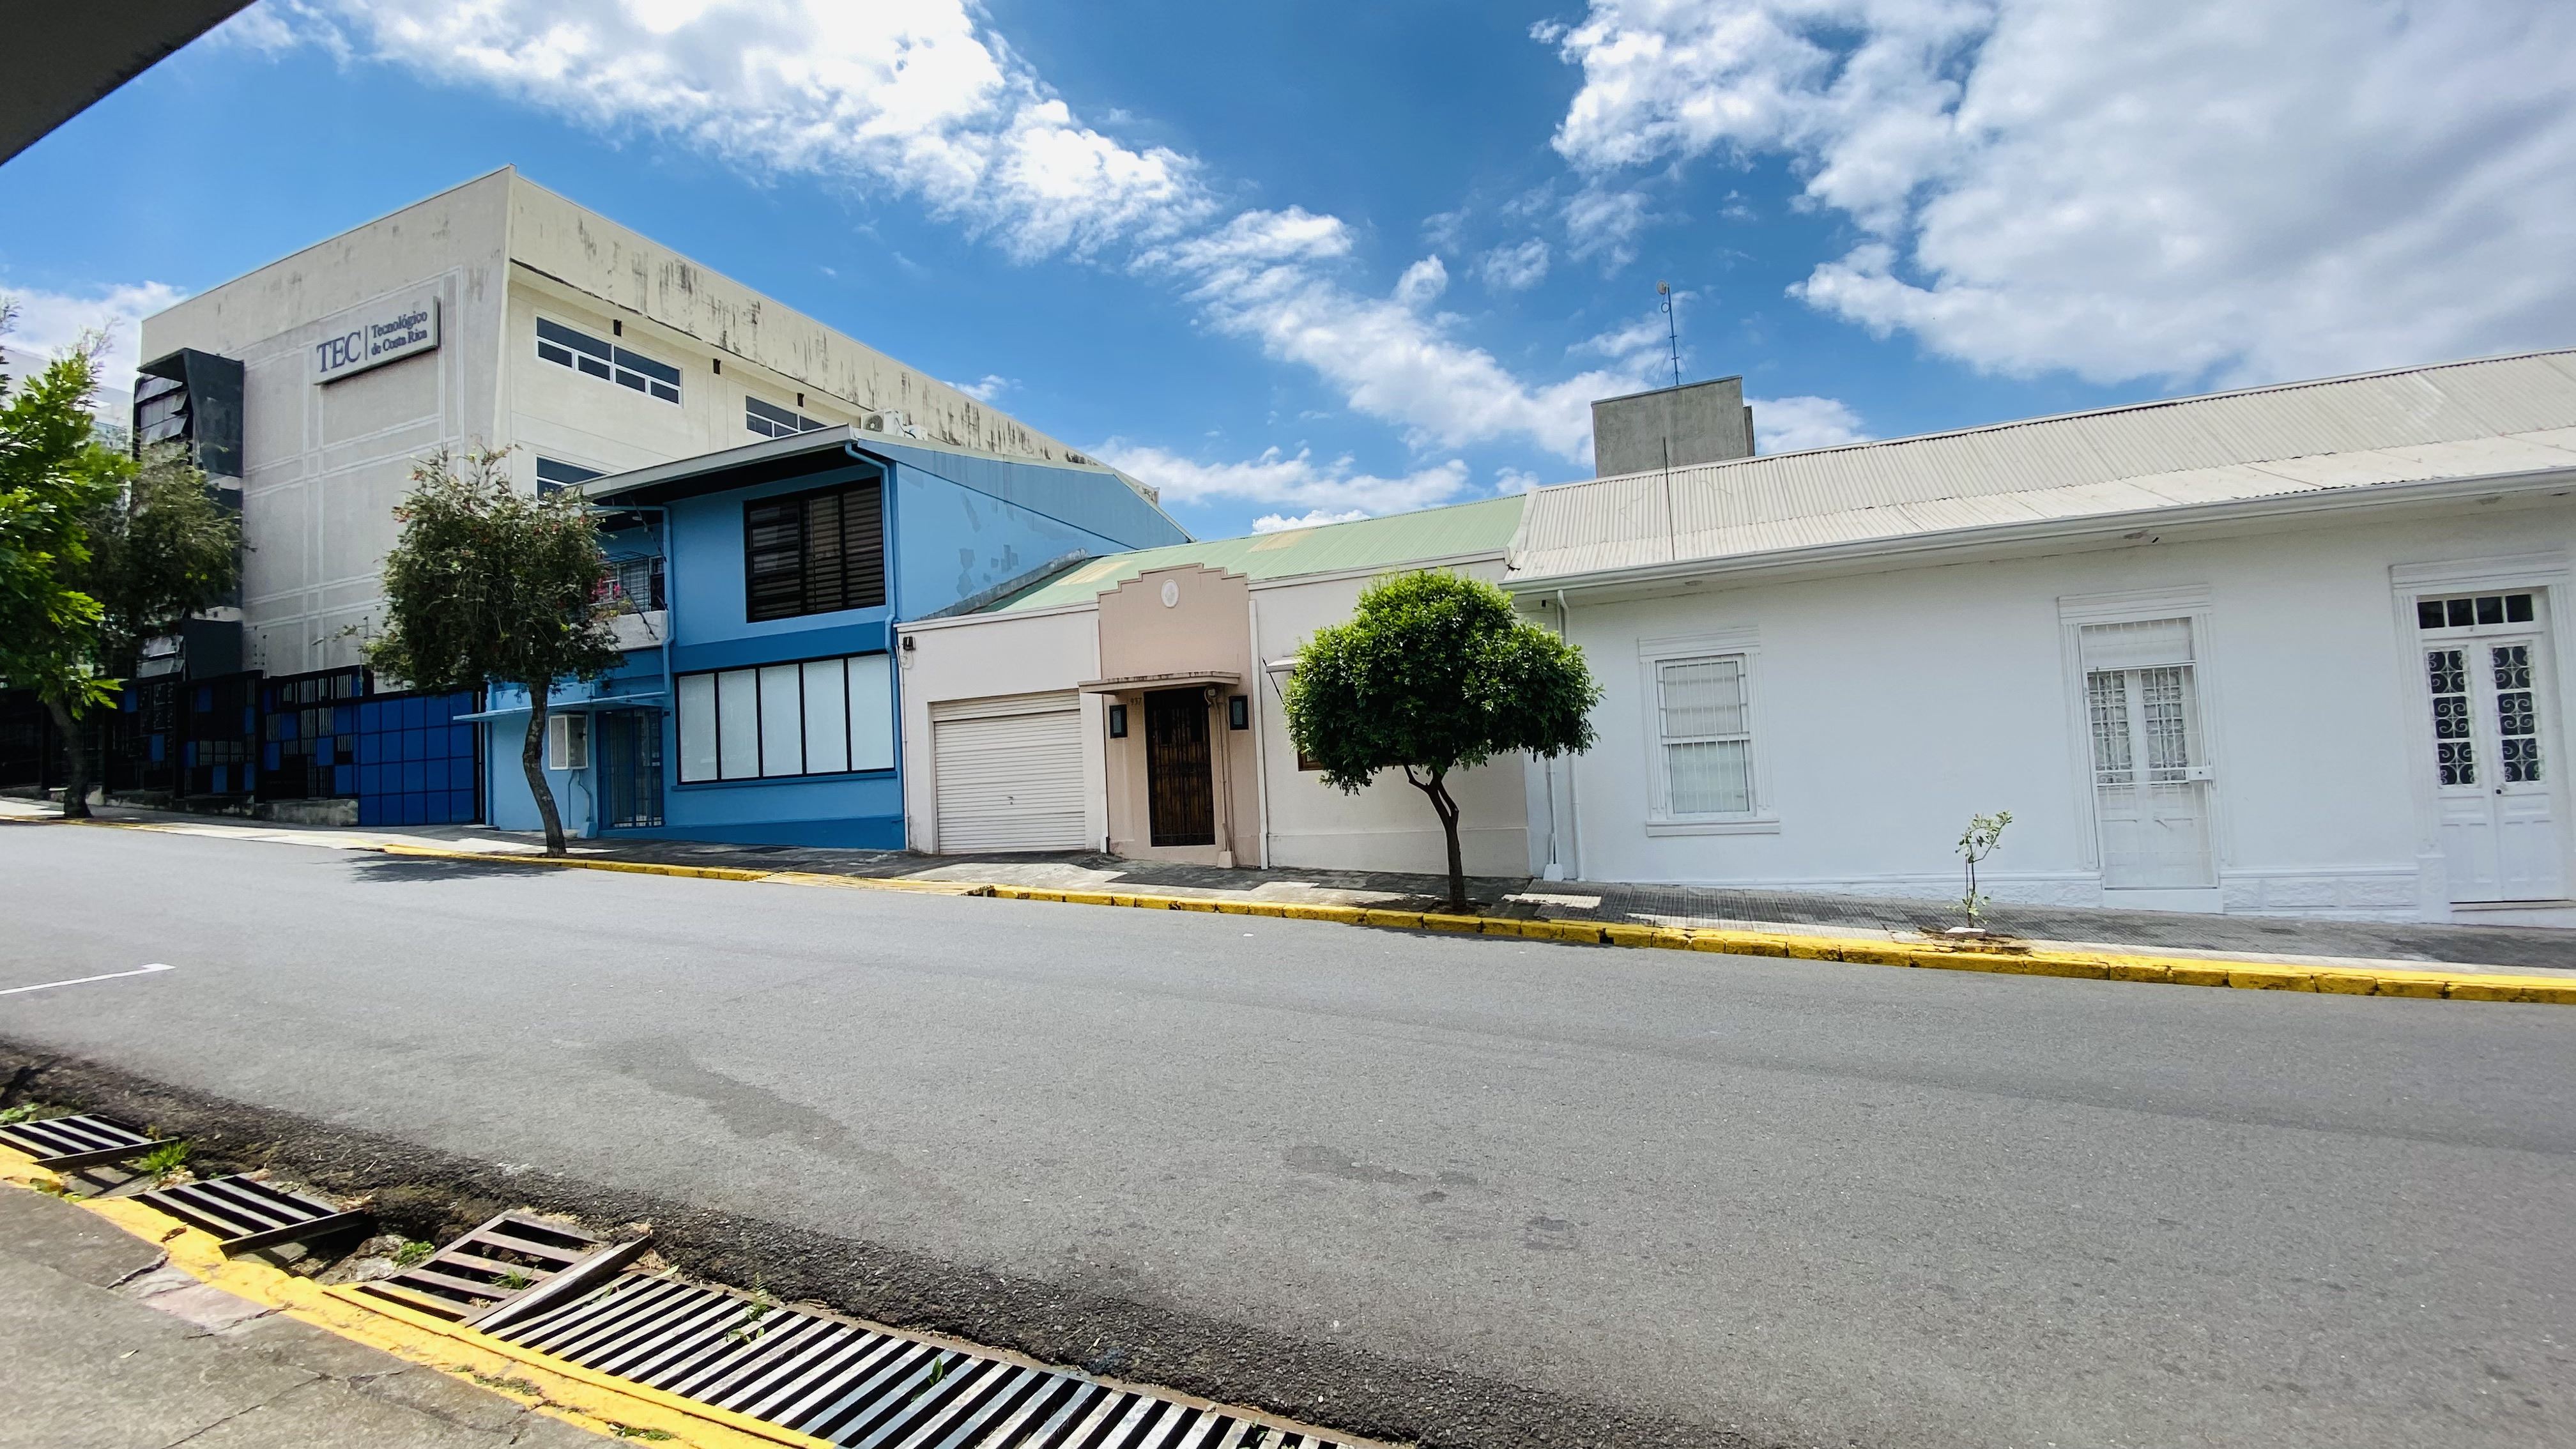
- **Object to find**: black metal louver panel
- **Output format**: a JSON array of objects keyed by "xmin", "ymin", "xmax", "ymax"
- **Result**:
[
  {"xmin": 743, "ymin": 482, "xmax": 884, "ymax": 623},
  {"xmin": 490, "ymin": 1273, "xmax": 1353, "ymax": 1449}
]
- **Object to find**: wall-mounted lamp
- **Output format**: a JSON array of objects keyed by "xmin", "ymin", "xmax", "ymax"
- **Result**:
[
  {"xmin": 1107, "ymin": 703, "xmax": 1128, "ymax": 739},
  {"xmin": 1227, "ymin": 694, "xmax": 1250, "ymax": 731}
]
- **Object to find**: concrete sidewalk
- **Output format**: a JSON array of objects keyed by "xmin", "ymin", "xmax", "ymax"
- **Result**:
[
  {"xmin": 12, "ymin": 795, "xmax": 2574, "ymax": 973},
  {"xmin": 0, "ymin": 1183, "xmax": 600, "ymax": 1448}
]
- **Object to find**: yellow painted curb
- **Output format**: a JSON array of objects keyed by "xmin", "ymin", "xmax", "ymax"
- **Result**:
[
  {"xmin": 81, "ymin": 816, "xmax": 2564, "ymax": 1006},
  {"xmin": 0, "ymin": 1148, "xmax": 821, "ymax": 1448}
]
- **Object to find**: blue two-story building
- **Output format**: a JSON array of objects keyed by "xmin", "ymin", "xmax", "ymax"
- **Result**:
[{"xmin": 476, "ymin": 427, "xmax": 1187, "ymax": 847}]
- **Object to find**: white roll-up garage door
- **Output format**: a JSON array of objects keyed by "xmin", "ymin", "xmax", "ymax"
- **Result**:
[{"xmin": 930, "ymin": 692, "xmax": 1086, "ymax": 853}]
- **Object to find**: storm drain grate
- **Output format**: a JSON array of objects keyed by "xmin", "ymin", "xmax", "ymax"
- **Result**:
[
  {"xmin": 0, "ymin": 1112, "xmax": 178, "ymax": 1172},
  {"xmin": 138, "ymin": 1174, "xmax": 372, "ymax": 1256},
  {"xmin": 491, "ymin": 1273, "xmax": 1354, "ymax": 1449},
  {"xmin": 359, "ymin": 1211, "xmax": 647, "ymax": 1326}
]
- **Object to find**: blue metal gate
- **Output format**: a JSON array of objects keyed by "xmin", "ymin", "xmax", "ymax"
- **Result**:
[{"xmin": 355, "ymin": 689, "xmax": 482, "ymax": 826}]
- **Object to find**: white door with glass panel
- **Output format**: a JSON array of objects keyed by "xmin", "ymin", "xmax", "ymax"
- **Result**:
[
  {"xmin": 2418, "ymin": 590, "xmax": 2564, "ymax": 901},
  {"xmin": 2081, "ymin": 619, "xmax": 2216, "ymax": 890}
]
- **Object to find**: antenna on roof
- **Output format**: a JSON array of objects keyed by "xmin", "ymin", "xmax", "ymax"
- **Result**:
[{"xmin": 1657, "ymin": 281, "xmax": 1681, "ymax": 389}]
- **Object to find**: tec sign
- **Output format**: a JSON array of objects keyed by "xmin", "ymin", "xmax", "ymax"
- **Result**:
[{"xmin": 313, "ymin": 295, "xmax": 440, "ymax": 383}]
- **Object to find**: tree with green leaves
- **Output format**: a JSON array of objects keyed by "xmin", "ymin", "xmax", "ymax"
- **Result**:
[
  {"xmin": 365, "ymin": 447, "xmax": 620, "ymax": 857},
  {"xmin": 1284, "ymin": 570, "xmax": 1600, "ymax": 913},
  {"xmin": 0, "ymin": 307, "xmax": 127, "ymax": 817},
  {"xmin": 78, "ymin": 441, "xmax": 243, "ymax": 679}
]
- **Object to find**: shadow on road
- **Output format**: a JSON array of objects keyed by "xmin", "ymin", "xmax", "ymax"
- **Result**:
[{"xmin": 346, "ymin": 854, "xmax": 559, "ymax": 884}]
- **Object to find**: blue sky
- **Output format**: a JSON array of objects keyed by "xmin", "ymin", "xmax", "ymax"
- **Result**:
[{"xmin": 4, "ymin": 1, "xmax": 2571, "ymax": 541}]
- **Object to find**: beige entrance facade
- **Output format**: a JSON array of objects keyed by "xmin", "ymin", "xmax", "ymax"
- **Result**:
[{"xmin": 1082, "ymin": 565, "xmax": 1261, "ymax": 867}]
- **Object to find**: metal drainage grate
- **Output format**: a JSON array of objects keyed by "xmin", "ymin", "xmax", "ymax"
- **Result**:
[
  {"xmin": 491, "ymin": 1273, "xmax": 1355, "ymax": 1449},
  {"xmin": 139, "ymin": 1175, "xmax": 372, "ymax": 1256},
  {"xmin": 0, "ymin": 1112, "xmax": 178, "ymax": 1172},
  {"xmin": 360, "ymin": 1211, "xmax": 647, "ymax": 1327}
]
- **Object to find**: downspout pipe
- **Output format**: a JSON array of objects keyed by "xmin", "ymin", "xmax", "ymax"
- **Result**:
[{"xmin": 1553, "ymin": 586, "xmax": 1581, "ymax": 883}]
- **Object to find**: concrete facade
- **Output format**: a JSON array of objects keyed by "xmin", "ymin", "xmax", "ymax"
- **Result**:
[
  {"xmin": 1523, "ymin": 498, "xmax": 2576, "ymax": 925},
  {"xmin": 137, "ymin": 166, "xmax": 1138, "ymax": 680},
  {"xmin": 1590, "ymin": 376, "xmax": 1754, "ymax": 479},
  {"xmin": 898, "ymin": 503, "xmax": 1534, "ymax": 876}
]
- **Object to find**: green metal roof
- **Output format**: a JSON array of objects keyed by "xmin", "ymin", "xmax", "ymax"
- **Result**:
[{"xmin": 988, "ymin": 493, "xmax": 1528, "ymax": 613}]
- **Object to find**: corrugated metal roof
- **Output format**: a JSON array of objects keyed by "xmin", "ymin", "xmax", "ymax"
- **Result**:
[
  {"xmin": 989, "ymin": 494, "xmax": 1526, "ymax": 613},
  {"xmin": 1512, "ymin": 350, "xmax": 2576, "ymax": 582}
]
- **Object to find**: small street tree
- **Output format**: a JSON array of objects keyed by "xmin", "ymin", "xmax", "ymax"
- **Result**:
[
  {"xmin": 1285, "ymin": 570, "xmax": 1600, "ymax": 913},
  {"xmin": 79, "ymin": 441, "xmax": 243, "ymax": 679},
  {"xmin": 365, "ymin": 447, "xmax": 620, "ymax": 857},
  {"xmin": 0, "ymin": 309, "xmax": 127, "ymax": 817}
]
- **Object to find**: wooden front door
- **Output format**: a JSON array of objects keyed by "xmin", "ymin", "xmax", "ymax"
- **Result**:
[{"xmin": 1144, "ymin": 688, "xmax": 1215, "ymax": 847}]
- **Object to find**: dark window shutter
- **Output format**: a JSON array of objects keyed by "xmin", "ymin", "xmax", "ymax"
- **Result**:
[
  {"xmin": 845, "ymin": 480, "xmax": 885, "ymax": 609},
  {"xmin": 745, "ymin": 500, "xmax": 805, "ymax": 622},
  {"xmin": 742, "ymin": 480, "xmax": 885, "ymax": 621}
]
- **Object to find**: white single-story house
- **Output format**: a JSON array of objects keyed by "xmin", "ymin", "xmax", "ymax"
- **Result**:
[
  {"xmin": 1508, "ymin": 349, "xmax": 2576, "ymax": 925},
  {"xmin": 894, "ymin": 497, "xmax": 1533, "ymax": 875}
]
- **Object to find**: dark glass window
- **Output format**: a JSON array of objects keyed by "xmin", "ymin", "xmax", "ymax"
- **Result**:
[
  {"xmin": 536, "ymin": 318, "xmax": 680, "ymax": 402},
  {"xmin": 2418, "ymin": 592, "xmax": 2538, "ymax": 630},
  {"xmin": 535, "ymin": 457, "xmax": 604, "ymax": 495},
  {"xmin": 744, "ymin": 482, "xmax": 885, "ymax": 622},
  {"xmin": 746, "ymin": 396, "xmax": 827, "ymax": 437}
]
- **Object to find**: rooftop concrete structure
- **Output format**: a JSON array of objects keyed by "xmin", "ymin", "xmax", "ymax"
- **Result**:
[{"xmin": 1590, "ymin": 376, "xmax": 1756, "ymax": 479}]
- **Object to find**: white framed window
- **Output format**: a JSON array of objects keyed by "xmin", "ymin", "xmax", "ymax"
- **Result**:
[
  {"xmin": 675, "ymin": 651, "xmax": 894, "ymax": 783},
  {"xmin": 1656, "ymin": 654, "xmax": 1757, "ymax": 816},
  {"xmin": 546, "ymin": 712, "xmax": 590, "ymax": 772},
  {"xmin": 535, "ymin": 317, "xmax": 681, "ymax": 404}
]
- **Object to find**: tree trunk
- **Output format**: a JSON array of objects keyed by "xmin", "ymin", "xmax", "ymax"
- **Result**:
[
  {"xmin": 43, "ymin": 696, "xmax": 92, "ymax": 820},
  {"xmin": 522, "ymin": 680, "xmax": 569, "ymax": 857},
  {"xmin": 1407, "ymin": 765, "xmax": 1468, "ymax": 914}
]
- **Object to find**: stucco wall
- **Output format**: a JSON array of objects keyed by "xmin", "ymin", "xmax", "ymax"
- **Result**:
[
  {"xmin": 138, "ymin": 171, "xmax": 515, "ymax": 676},
  {"xmin": 1542, "ymin": 502, "xmax": 2576, "ymax": 920},
  {"xmin": 1094, "ymin": 567, "xmax": 1260, "ymax": 866},
  {"xmin": 895, "ymin": 606, "xmax": 1107, "ymax": 854}
]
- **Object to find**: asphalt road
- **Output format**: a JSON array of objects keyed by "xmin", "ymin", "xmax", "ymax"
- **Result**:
[{"xmin": 3, "ymin": 825, "xmax": 2570, "ymax": 1449}]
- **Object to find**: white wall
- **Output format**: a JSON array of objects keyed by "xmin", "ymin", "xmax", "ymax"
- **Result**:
[
  {"xmin": 897, "ymin": 606, "xmax": 1106, "ymax": 854},
  {"xmin": 1541, "ymin": 501, "xmax": 2576, "ymax": 921},
  {"xmin": 1250, "ymin": 564, "xmax": 1531, "ymax": 877},
  {"xmin": 140, "ymin": 171, "xmax": 515, "ymax": 676}
]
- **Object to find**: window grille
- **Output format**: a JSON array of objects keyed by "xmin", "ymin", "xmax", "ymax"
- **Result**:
[
  {"xmin": 2493, "ymin": 643, "xmax": 2543, "ymax": 783},
  {"xmin": 600, "ymin": 556, "xmax": 664, "ymax": 612},
  {"xmin": 1656, "ymin": 655, "xmax": 1753, "ymax": 815},
  {"xmin": 2426, "ymin": 648, "xmax": 2475, "ymax": 785},
  {"xmin": 535, "ymin": 318, "xmax": 680, "ymax": 403}
]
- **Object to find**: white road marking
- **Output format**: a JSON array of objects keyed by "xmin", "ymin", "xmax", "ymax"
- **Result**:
[{"xmin": 0, "ymin": 963, "xmax": 176, "ymax": 997}]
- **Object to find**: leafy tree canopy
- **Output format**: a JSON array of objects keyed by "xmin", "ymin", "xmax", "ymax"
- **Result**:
[
  {"xmin": 1284, "ymin": 570, "xmax": 1599, "ymax": 908},
  {"xmin": 365, "ymin": 447, "xmax": 620, "ymax": 855}
]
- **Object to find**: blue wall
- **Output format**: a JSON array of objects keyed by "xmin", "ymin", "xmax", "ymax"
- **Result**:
[{"xmin": 487, "ymin": 447, "xmax": 1176, "ymax": 848}]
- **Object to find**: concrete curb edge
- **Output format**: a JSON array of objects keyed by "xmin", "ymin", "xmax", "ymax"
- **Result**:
[{"xmin": 354, "ymin": 838, "xmax": 2576, "ymax": 1006}]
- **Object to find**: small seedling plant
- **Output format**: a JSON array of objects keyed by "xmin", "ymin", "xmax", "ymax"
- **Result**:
[
  {"xmin": 135, "ymin": 1140, "xmax": 189, "ymax": 1182},
  {"xmin": 1956, "ymin": 810, "xmax": 2013, "ymax": 926}
]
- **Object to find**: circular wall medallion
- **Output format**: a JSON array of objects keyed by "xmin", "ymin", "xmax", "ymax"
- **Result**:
[{"xmin": 1160, "ymin": 580, "xmax": 1179, "ymax": 608}]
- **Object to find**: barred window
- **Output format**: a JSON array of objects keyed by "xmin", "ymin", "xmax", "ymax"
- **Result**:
[{"xmin": 1656, "ymin": 654, "xmax": 1755, "ymax": 815}]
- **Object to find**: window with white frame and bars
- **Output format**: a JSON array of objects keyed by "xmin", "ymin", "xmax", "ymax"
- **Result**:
[
  {"xmin": 1655, "ymin": 654, "xmax": 1757, "ymax": 816},
  {"xmin": 675, "ymin": 652, "xmax": 894, "ymax": 783}
]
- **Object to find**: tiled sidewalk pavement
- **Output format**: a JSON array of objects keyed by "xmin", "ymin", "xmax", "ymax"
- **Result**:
[
  {"xmin": 16, "ymin": 795, "xmax": 2574, "ymax": 974},
  {"xmin": 0, "ymin": 1184, "xmax": 601, "ymax": 1448}
]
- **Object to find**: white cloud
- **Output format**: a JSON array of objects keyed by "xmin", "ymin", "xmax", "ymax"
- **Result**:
[
  {"xmin": 1095, "ymin": 441, "xmax": 1473, "ymax": 519},
  {"xmin": 1476, "ymin": 238, "xmax": 1552, "ymax": 291},
  {"xmin": 1747, "ymin": 394, "xmax": 1868, "ymax": 452},
  {"xmin": 1542, "ymin": 0, "xmax": 2576, "ymax": 386},
  {"xmin": 953, "ymin": 373, "xmax": 1011, "ymax": 402},
  {"xmin": 1393, "ymin": 256, "xmax": 1449, "ymax": 309},
  {"xmin": 0, "ymin": 280, "xmax": 188, "ymax": 390},
  {"xmin": 1252, "ymin": 508, "xmax": 1372, "ymax": 533},
  {"xmin": 256, "ymin": 0, "xmax": 1211, "ymax": 261},
  {"xmin": 1561, "ymin": 184, "xmax": 1652, "ymax": 265},
  {"xmin": 245, "ymin": 1, "xmax": 1671, "ymax": 462}
]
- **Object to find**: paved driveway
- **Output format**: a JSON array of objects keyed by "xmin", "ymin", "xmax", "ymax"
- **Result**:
[{"xmin": 2, "ymin": 825, "xmax": 2570, "ymax": 1448}]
